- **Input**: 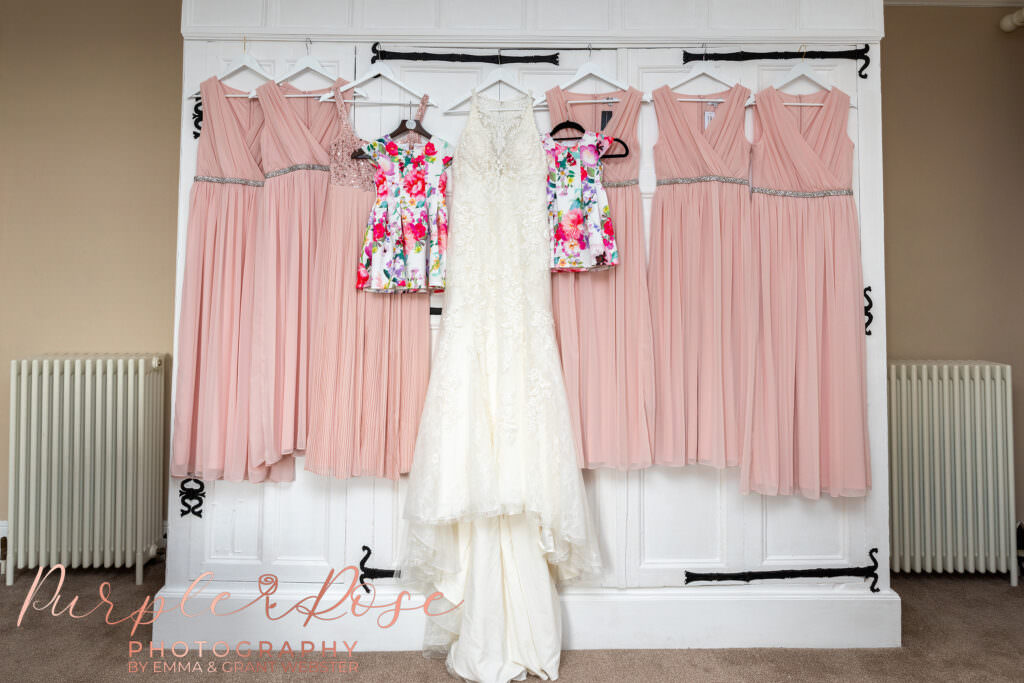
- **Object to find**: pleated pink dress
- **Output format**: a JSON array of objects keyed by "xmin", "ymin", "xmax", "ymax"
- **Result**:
[
  {"xmin": 172, "ymin": 77, "xmax": 266, "ymax": 482},
  {"xmin": 248, "ymin": 79, "xmax": 341, "ymax": 481},
  {"xmin": 744, "ymin": 86, "xmax": 870, "ymax": 498},
  {"xmin": 545, "ymin": 86, "xmax": 656, "ymax": 469},
  {"xmin": 304, "ymin": 88, "xmax": 431, "ymax": 479},
  {"xmin": 648, "ymin": 84, "xmax": 755, "ymax": 469}
]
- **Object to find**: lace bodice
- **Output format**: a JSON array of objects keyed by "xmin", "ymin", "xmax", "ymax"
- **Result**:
[{"xmin": 326, "ymin": 87, "xmax": 436, "ymax": 190}]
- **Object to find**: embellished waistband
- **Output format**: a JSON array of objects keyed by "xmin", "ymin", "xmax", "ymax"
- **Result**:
[
  {"xmin": 752, "ymin": 186, "xmax": 853, "ymax": 198},
  {"xmin": 604, "ymin": 179, "xmax": 639, "ymax": 188},
  {"xmin": 194, "ymin": 175, "xmax": 264, "ymax": 187},
  {"xmin": 264, "ymin": 163, "xmax": 331, "ymax": 179},
  {"xmin": 656, "ymin": 175, "xmax": 749, "ymax": 187}
]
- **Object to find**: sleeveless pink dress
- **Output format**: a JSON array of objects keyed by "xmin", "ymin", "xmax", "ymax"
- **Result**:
[
  {"xmin": 172, "ymin": 77, "xmax": 266, "ymax": 482},
  {"xmin": 545, "ymin": 86, "xmax": 655, "ymax": 469},
  {"xmin": 649, "ymin": 84, "xmax": 755, "ymax": 469},
  {"xmin": 744, "ymin": 86, "xmax": 870, "ymax": 498},
  {"xmin": 305, "ymin": 89, "xmax": 431, "ymax": 479},
  {"xmin": 248, "ymin": 79, "xmax": 341, "ymax": 480}
]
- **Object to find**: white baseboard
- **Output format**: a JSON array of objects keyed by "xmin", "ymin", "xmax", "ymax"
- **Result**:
[{"xmin": 152, "ymin": 581, "xmax": 901, "ymax": 650}]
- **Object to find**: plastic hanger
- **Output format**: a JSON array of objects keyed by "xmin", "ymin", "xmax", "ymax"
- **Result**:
[
  {"xmin": 548, "ymin": 120, "xmax": 630, "ymax": 159},
  {"xmin": 534, "ymin": 48, "xmax": 634, "ymax": 108},
  {"xmin": 666, "ymin": 49, "xmax": 737, "ymax": 103},
  {"xmin": 320, "ymin": 63, "xmax": 429, "ymax": 104},
  {"xmin": 351, "ymin": 96, "xmax": 436, "ymax": 160},
  {"xmin": 444, "ymin": 66, "xmax": 529, "ymax": 114},
  {"xmin": 188, "ymin": 38, "xmax": 271, "ymax": 99},
  {"xmin": 746, "ymin": 51, "xmax": 854, "ymax": 108},
  {"xmin": 276, "ymin": 38, "xmax": 367, "ymax": 99}
]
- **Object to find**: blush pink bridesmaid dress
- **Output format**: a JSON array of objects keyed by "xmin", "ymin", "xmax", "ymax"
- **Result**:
[
  {"xmin": 544, "ymin": 86, "xmax": 656, "ymax": 469},
  {"xmin": 744, "ymin": 86, "xmax": 870, "ymax": 498},
  {"xmin": 172, "ymin": 77, "xmax": 266, "ymax": 482},
  {"xmin": 248, "ymin": 78, "xmax": 342, "ymax": 480},
  {"xmin": 648, "ymin": 84, "xmax": 755, "ymax": 470},
  {"xmin": 304, "ymin": 88, "xmax": 431, "ymax": 479}
]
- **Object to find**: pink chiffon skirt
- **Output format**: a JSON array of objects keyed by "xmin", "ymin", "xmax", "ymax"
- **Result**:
[{"xmin": 552, "ymin": 184, "xmax": 655, "ymax": 469}]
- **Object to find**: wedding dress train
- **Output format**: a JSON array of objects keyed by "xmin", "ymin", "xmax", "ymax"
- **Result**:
[{"xmin": 397, "ymin": 91, "xmax": 601, "ymax": 683}]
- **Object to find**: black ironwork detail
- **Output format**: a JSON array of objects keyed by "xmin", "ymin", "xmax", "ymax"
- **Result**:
[
  {"xmin": 864, "ymin": 285, "xmax": 874, "ymax": 335},
  {"xmin": 178, "ymin": 478, "xmax": 206, "ymax": 517},
  {"xmin": 192, "ymin": 98, "xmax": 203, "ymax": 139},
  {"xmin": 358, "ymin": 545, "xmax": 397, "ymax": 594},
  {"xmin": 684, "ymin": 547, "xmax": 881, "ymax": 592},
  {"xmin": 371, "ymin": 41, "xmax": 558, "ymax": 66},
  {"xmin": 683, "ymin": 44, "xmax": 872, "ymax": 79}
]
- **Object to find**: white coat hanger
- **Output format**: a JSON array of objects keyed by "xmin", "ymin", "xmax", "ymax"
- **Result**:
[
  {"xmin": 188, "ymin": 36, "xmax": 271, "ymax": 99},
  {"xmin": 746, "ymin": 46, "xmax": 855, "ymax": 108},
  {"xmin": 319, "ymin": 63, "xmax": 430, "ymax": 105},
  {"xmin": 534, "ymin": 45, "xmax": 638, "ymax": 107},
  {"xmin": 665, "ymin": 45, "xmax": 737, "ymax": 103},
  {"xmin": 445, "ymin": 66, "xmax": 528, "ymax": 114},
  {"xmin": 276, "ymin": 38, "xmax": 365, "ymax": 99}
]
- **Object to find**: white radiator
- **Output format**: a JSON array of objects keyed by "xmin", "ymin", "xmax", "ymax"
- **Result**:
[
  {"xmin": 888, "ymin": 361, "xmax": 1018, "ymax": 586},
  {"xmin": 6, "ymin": 354, "xmax": 166, "ymax": 585}
]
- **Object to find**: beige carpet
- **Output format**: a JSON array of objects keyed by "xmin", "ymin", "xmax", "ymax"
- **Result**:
[{"xmin": 2, "ymin": 559, "xmax": 1021, "ymax": 682}]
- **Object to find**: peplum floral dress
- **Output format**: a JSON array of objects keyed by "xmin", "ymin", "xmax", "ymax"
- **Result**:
[
  {"xmin": 357, "ymin": 135, "xmax": 453, "ymax": 292},
  {"xmin": 542, "ymin": 131, "xmax": 618, "ymax": 272}
]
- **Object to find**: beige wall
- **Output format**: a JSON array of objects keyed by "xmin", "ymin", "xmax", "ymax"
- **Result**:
[
  {"xmin": 0, "ymin": 1, "xmax": 182, "ymax": 514},
  {"xmin": 882, "ymin": 6, "xmax": 1024, "ymax": 521},
  {"xmin": 1, "ymin": 4, "xmax": 1022, "ymax": 525}
]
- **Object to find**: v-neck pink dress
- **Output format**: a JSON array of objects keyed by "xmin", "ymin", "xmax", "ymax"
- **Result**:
[
  {"xmin": 172, "ymin": 77, "xmax": 266, "ymax": 482},
  {"xmin": 248, "ymin": 79, "xmax": 341, "ymax": 480},
  {"xmin": 305, "ymin": 87, "xmax": 431, "ymax": 479},
  {"xmin": 649, "ymin": 84, "xmax": 755, "ymax": 470},
  {"xmin": 744, "ymin": 86, "xmax": 870, "ymax": 498},
  {"xmin": 545, "ymin": 86, "xmax": 656, "ymax": 469}
]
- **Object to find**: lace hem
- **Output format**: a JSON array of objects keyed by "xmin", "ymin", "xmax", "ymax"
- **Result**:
[{"xmin": 397, "ymin": 510, "xmax": 601, "ymax": 590}]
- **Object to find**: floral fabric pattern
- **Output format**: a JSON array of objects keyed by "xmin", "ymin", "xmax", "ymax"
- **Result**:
[
  {"xmin": 358, "ymin": 135, "xmax": 453, "ymax": 292},
  {"xmin": 542, "ymin": 131, "xmax": 618, "ymax": 272}
]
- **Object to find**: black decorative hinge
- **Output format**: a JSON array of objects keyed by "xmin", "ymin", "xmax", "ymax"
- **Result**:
[
  {"xmin": 192, "ymin": 98, "xmax": 203, "ymax": 139},
  {"xmin": 358, "ymin": 545, "xmax": 397, "ymax": 593},
  {"xmin": 178, "ymin": 478, "xmax": 206, "ymax": 517},
  {"xmin": 684, "ymin": 547, "xmax": 880, "ymax": 593},
  {"xmin": 864, "ymin": 286, "xmax": 873, "ymax": 335}
]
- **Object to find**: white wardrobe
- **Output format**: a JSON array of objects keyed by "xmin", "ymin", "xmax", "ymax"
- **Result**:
[{"xmin": 157, "ymin": 0, "xmax": 899, "ymax": 650}]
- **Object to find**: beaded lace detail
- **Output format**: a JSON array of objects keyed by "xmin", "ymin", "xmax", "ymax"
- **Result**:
[{"xmin": 328, "ymin": 89, "xmax": 431, "ymax": 190}]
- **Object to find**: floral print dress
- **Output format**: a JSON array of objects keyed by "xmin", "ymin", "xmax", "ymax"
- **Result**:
[
  {"xmin": 542, "ymin": 131, "xmax": 618, "ymax": 272},
  {"xmin": 358, "ymin": 135, "xmax": 453, "ymax": 292}
]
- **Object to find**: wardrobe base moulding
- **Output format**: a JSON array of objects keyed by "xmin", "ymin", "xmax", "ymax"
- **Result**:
[{"xmin": 151, "ymin": 583, "xmax": 901, "ymax": 650}]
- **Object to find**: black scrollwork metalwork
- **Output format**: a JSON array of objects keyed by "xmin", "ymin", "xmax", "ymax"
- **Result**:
[
  {"xmin": 358, "ymin": 545, "xmax": 397, "ymax": 593},
  {"xmin": 683, "ymin": 44, "xmax": 872, "ymax": 79},
  {"xmin": 684, "ymin": 547, "xmax": 881, "ymax": 592},
  {"xmin": 864, "ymin": 285, "xmax": 874, "ymax": 335},
  {"xmin": 178, "ymin": 478, "xmax": 206, "ymax": 517},
  {"xmin": 192, "ymin": 98, "xmax": 203, "ymax": 139}
]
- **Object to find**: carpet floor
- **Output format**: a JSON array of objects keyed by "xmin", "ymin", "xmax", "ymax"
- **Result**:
[{"xmin": 2, "ymin": 560, "xmax": 1021, "ymax": 682}]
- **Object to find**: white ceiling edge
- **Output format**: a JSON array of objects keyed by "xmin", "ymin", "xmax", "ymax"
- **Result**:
[{"xmin": 885, "ymin": 1, "xmax": 1022, "ymax": 6}]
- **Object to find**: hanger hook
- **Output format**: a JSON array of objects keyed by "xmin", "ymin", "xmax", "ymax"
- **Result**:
[
  {"xmin": 242, "ymin": 35, "xmax": 247, "ymax": 54},
  {"xmin": 497, "ymin": 47, "xmax": 502, "ymax": 66},
  {"xmin": 306, "ymin": 36, "xmax": 311, "ymax": 56},
  {"xmin": 702, "ymin": 42, "xmax": 708, "ymax": 61},
  {"xmin": 800, "ymin": 43, "xmax": 807, "ymax": 62},
  {"xmin": 587, "ymin": 42, "xmax": 592, "ymax": 61}
]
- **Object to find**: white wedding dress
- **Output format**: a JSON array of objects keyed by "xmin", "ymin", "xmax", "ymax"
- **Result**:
[{"xmin": 397, "ymin": 92, "xmax": 602, "ymax": 683}]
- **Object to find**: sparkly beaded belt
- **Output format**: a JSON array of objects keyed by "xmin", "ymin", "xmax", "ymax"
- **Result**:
[
  {"xmin": 264, "ymin": 163, "xmax": 331, "ymax": 179},
  {"xmin": 194, "ymin": 175, "xmax": 264, "ymax": 187},
  {"xmin": 656, "ymin": 175, "xmax": 749, "ymax": 187},
  {"xmin": 751, "ymin": 186, "xmax": 853, "ymax": 198},
  {"xmin": 604, "ymin": 178, "xmax": 639, "ymax": 188}
]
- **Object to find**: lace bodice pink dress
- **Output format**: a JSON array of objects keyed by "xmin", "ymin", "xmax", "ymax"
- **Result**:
[{"xmin": 305, "ymin": 91, "xmax": 433, "ymax": 479}]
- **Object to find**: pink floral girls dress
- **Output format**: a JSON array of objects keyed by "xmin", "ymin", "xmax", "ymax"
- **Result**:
[
  {"xmin": 542, "ymin": 131, "xmax": 619, "ymax": 271},
  {"xmin": 357, "ymin": 114, "xmax": 453, "ymax": 293}
]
